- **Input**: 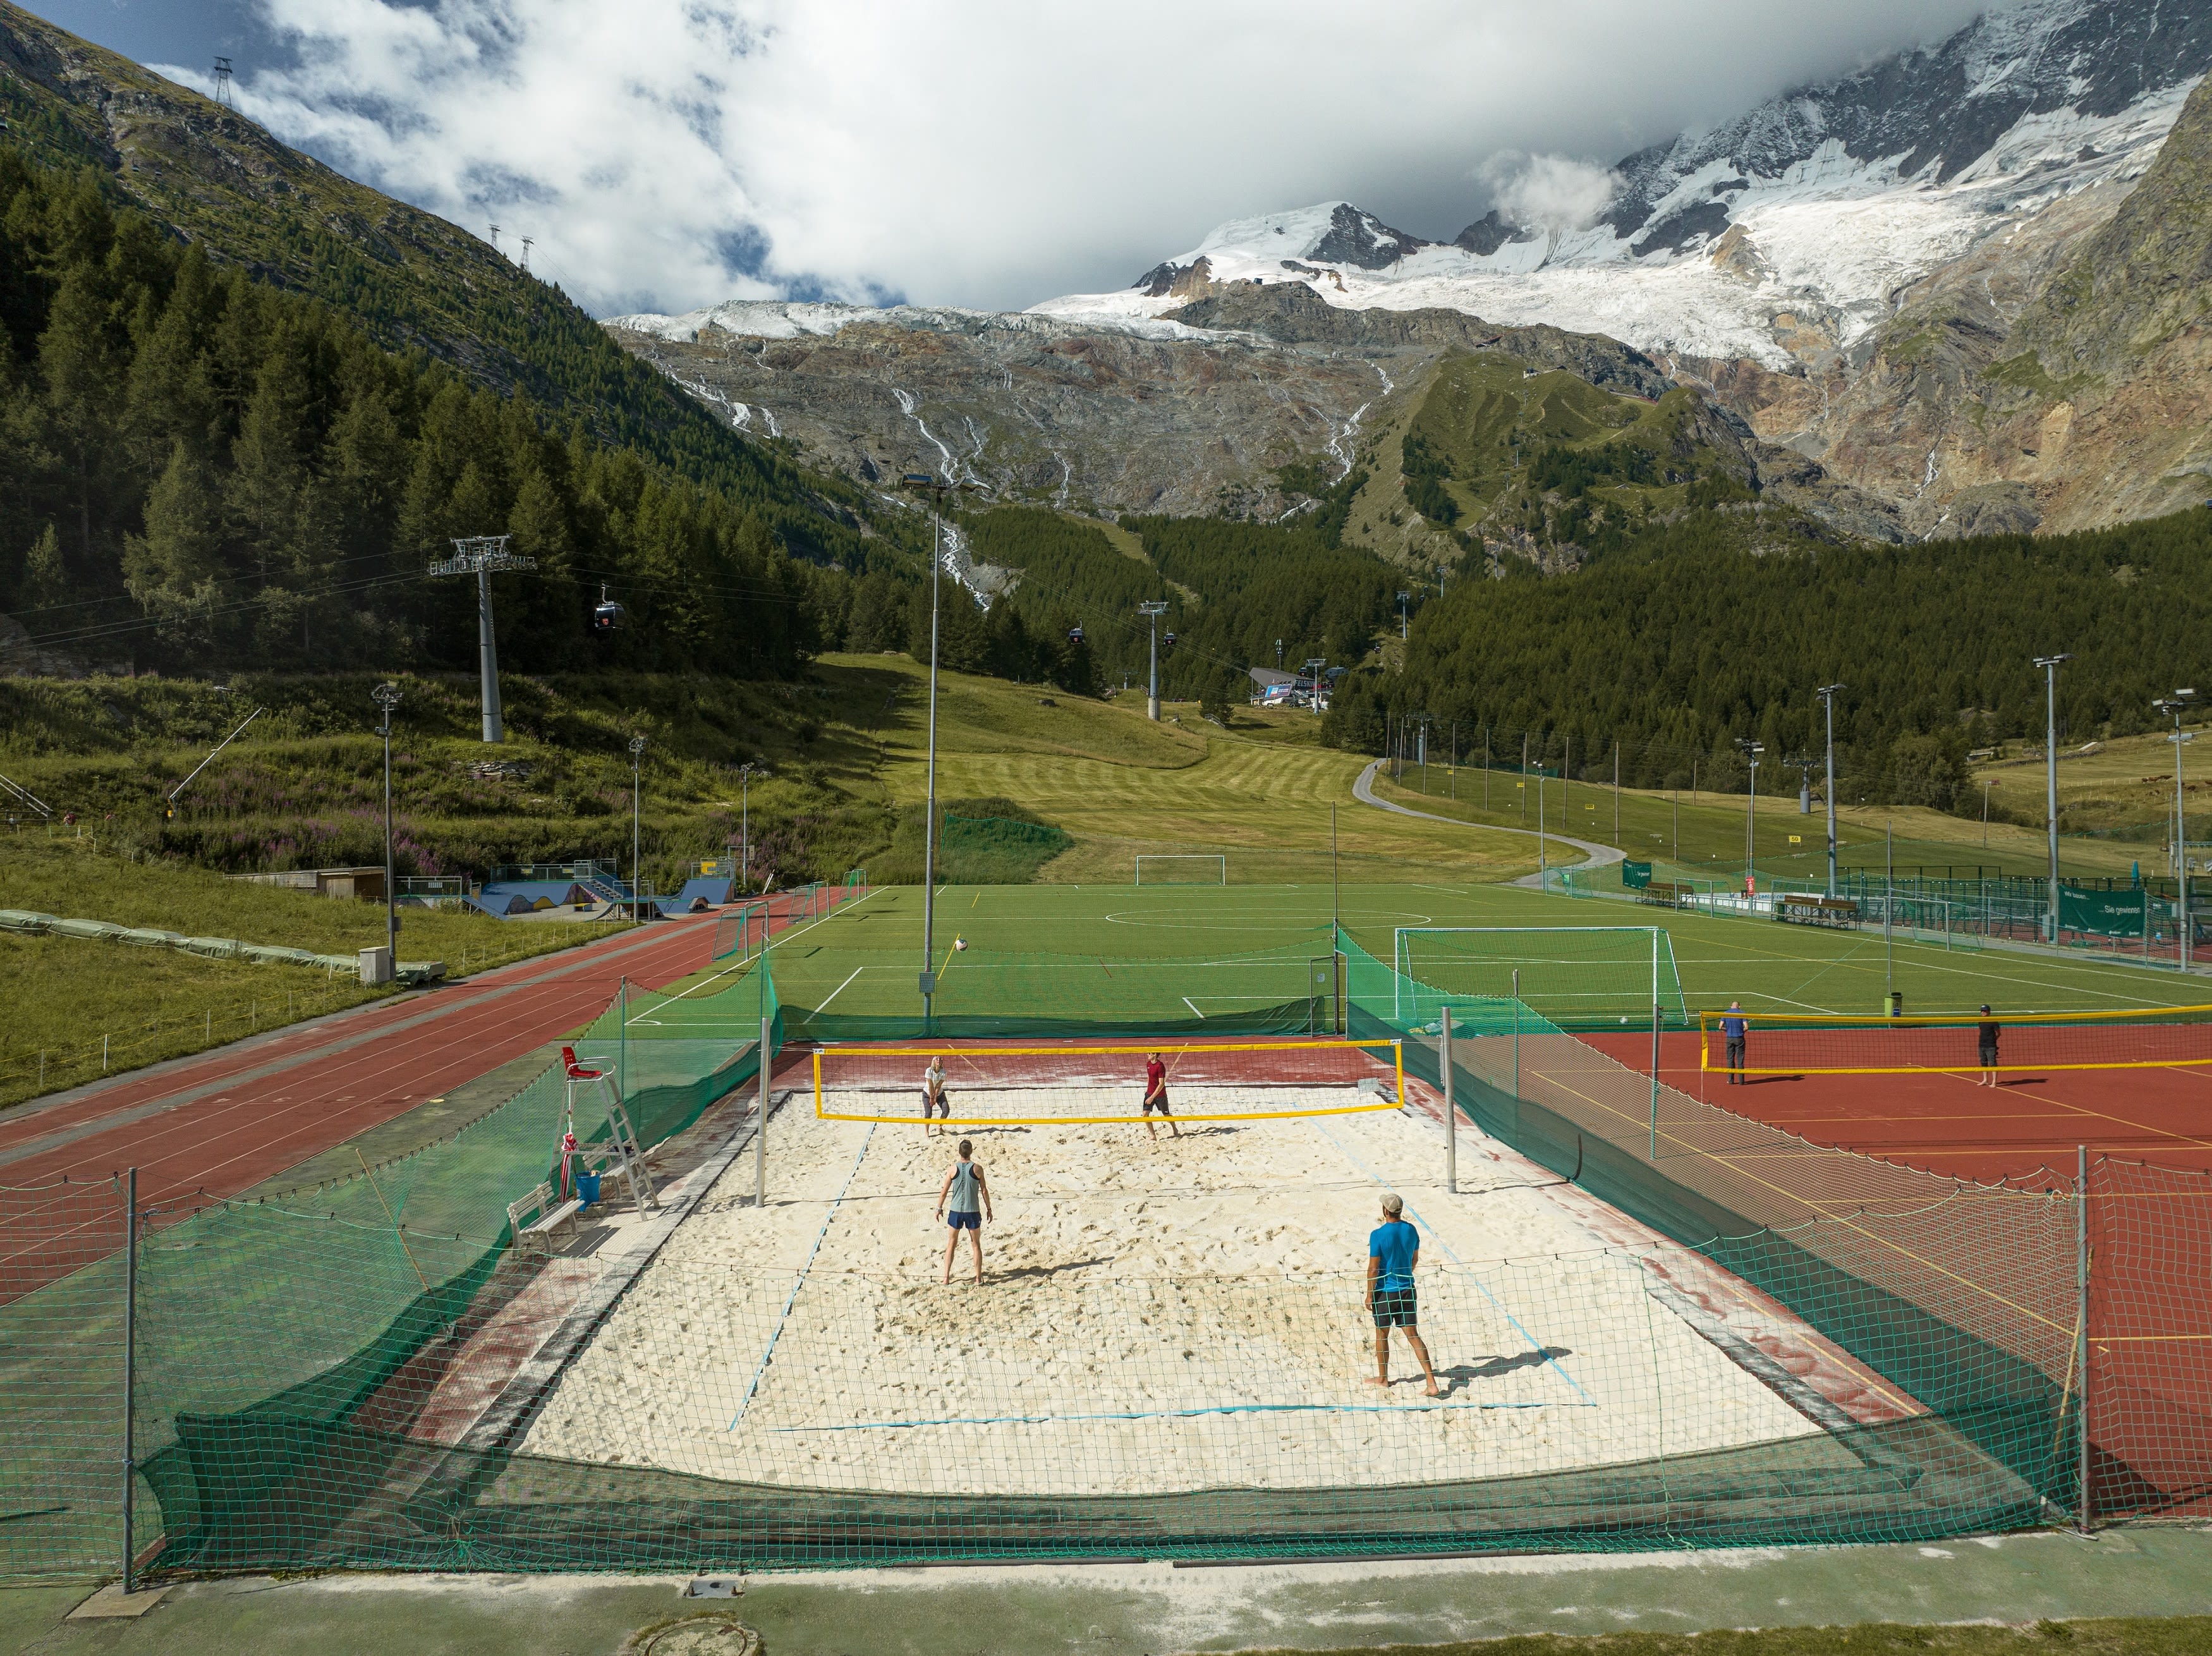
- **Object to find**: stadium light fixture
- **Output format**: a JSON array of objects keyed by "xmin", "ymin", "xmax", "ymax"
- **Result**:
[
  {"xmin": 427, "ymin": 535, "xmax": 537, "ymax": 743},
  {"xmin": 901, "ymin": 472, "xmax": 987, "ymax": 1028},
  {"xmin": 2156, "ymin": 690, "xmax": 2199, "ymax": 970},
  {"xmin": 1138, "ymin": 600, "xmax": 1169, "ymax": 721},
  {"xmin": 2034, "ymin": 654, "xmax": 2072, "ymax": 942},
  {"xmin": 372, "ymin": 683, "xmax": 401, "ymax": 969},
  {"xmin": 1814, "ymin": 685, "xmax": 1844, "ymax": 897}
]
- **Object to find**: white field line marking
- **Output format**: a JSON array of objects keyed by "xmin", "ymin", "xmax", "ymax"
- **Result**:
[
  {"xmin": 729, "ymin": 1122, "xmax": 875, "ymax": 1432},
  {"xmin": 815, "ymin": 967, "xmax": 865, "ymax": 1011},
  {"xmin": 1182, "ymin": 997, "xmax": 1206, "ymax": 1019},
  {"xmin": 1311, "ymin": 1119, "xmax": 1599, "ymax": 1408},
  {"xmin": 631, "ymin": 889, "xmax": 885, "ymax": 1025}
]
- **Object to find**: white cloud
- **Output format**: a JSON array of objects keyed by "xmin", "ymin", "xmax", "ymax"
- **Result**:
[
  {"xmin": 157, "ymin": 0, "xmax": 1992, "ymax": 317},
  {"xmin": 1478, "ymin": 152, "xmax": 1622, "ymax": 234}
]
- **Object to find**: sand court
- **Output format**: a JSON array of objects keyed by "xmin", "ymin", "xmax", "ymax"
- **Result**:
[{"xmin": 518, "ymin": 1083, "xmax": 1845, "ymax": 1497}]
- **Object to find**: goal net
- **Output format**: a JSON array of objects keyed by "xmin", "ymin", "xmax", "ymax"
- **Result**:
[
  {"xmin": 1393, "ymin": 927, "xmax": 1689, "ymax": 1030},
  {"xmin": 1136, "ymin": 855, "xmax": 1226, "ymax": 886},
  {"xmin": 1698, "ymin": 1003, "xmax": 2212, "ymax": 1078},
  {"xmin": 813, "ymin": 1037, "xmax": 1404, "ymax": 1124}
]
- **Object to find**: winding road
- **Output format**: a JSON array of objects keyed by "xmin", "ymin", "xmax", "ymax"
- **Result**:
[{"xmin": 1353, "ymin": 759, "xmax": 1625, "ymax": 885}]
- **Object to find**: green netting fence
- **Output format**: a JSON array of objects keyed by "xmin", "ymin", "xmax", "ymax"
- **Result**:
[{"xmin": 3, "ymin": 912, "xmax": 2208, "ymax": 1582}]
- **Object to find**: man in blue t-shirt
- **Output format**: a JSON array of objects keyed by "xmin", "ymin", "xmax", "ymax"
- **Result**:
[
  {"xmin": 1720, "ymin": 1002, "xmax": 1749, "ymax": 1086},
  {"xmin": 1365, "ymin": 1193, "xmax": 1442, "ymax": 1396}
]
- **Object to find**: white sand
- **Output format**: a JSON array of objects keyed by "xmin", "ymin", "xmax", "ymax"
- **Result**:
[{"xmin": 518, "ymin": 1090, "xmax": 1835, "ymax": 1495}]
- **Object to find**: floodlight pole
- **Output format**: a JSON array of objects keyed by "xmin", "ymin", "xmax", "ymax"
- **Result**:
[
  {"xmin": 902, "ymin": 472, "xmax": 983, "ymax": 1028},
  {"xmin": 1139, "ymin": 600, "xmax": 1169, "ymax": 721},
  {"xmin": 629, "ymin": 735, "xmax": 646, "ymax": 918},
  {"xmin": 373, "ymin": 683, "xmax": 401, "ymax": 966},
  {"xmin": 738, "ymin": 762, "xmax": 758, "ymax": 894},
  {"xmin": 1816, "ymin": 684, "xmax": 1844, "ymax": 898},
  {"xmin": 2156, "ymin": 692, "xmax": 2198, "ymax": 971},
  {"xmin": 1737, "ymin": 739, "xmax": 1764, "ymax": 900},
  {"xmin": 2036, "ymin": 654, "xmax": 2071, "ymax": 942},
  {"xmin": 1304, "ymin": 657, "xmax": 1326, "ymax": 716},
  {"xmin": 427, "ymin": 535, "xmax": 537, "ymax": 743},
  {"xmin": 1397, "ymin": 590, "xmax": 1411, "ymax": 640}
]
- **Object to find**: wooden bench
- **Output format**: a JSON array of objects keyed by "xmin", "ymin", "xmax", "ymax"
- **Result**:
[
  {"xmin": 507, "ymin": 1181, "xmax": 585, "ymax": 1255},
  {"xmin": 1775, "ymin": 894, "xmax": 1861, "ymax": 929}
]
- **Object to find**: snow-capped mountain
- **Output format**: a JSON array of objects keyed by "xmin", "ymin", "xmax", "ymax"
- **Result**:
[{"xmin": 1035, "ymin": 0, "xmax": 2212, "ymax": 368}]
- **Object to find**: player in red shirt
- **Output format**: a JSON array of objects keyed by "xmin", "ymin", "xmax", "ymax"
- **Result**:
[{"xmin": 1141, "ymin": 1050, "xmax": 1179, "ymax": 1139}]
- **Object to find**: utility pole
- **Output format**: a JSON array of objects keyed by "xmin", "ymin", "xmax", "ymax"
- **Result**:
[
  {"xmin": 1304, "ymin": 657, "xmax": 1327, "ymax": 716},
  {"xmin": 1139, "ymin": 600, "xmax": 1169, "ymax": 721},
  {"xmin": 1397, "ymin": 590, "xmax": 1411, "ymax": 640},
  {"xmin": 1816, "ymin": 684, "xmax": 1844, "ymax": 898},
  {"xmin": 212, "ymin": 56, "xmax": 234, "ymax": 107},
  {"xmin": 428, "ymin": 535, "xmax": 536, "ymax": 742},
  {"xmin": 521, "ymin": 236, "xmax": 533, "ymax": 271},
  {"xmin": 2036, "ymin": 655, "xmax": 2072, "ymax": 942},
  {"xmin": 736, "ymin": 762, "xmax": 758, "ymax": 894},
  {"xmin": 1613, "ymin": 740, "xmax": 1620, "ymax": 848},
  {"xmin": 373, "ymin": 683, "xmax": 401, "ymax": 967}
]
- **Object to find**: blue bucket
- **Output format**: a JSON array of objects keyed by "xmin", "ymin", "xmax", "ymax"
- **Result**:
[{"xmin": 574, "ymin": 1171, "xmax": 602, "ymax": 1208}]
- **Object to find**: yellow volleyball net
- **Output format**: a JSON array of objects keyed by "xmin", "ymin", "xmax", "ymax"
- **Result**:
[{"xmin": 811, "ymin": 1037, "xmax": 1407, "ymax": 1126}]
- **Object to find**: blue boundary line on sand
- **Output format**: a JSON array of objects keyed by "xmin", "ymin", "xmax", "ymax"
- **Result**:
[
  {"xmin": 727, "ymin": 1122, "xmax": 875, "ymax": 1430},
  {"xmin": 770, "ymin": 1399, "xmax": 1578, "ymax": 1433},
  {"xmin": 1313, "ymin": 1120, "xmax": 1600, "ymax": 1408}
]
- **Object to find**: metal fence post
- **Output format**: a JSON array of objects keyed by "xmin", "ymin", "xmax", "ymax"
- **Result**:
[
  {"xmin": 1650, "ymin": 928, "xmax": 1662, "ymax": 1160},
  {"xmin": 1510, "ymin": 969, "xmax": 1521, "ymax": 1103},
  {"xmin": 757, "ymin": 1013, "xmax": 772, "ymax": 1207},
  {"xmin": 2077, "ymin": 1144, "xmax": 2093, "ymax": 1533},
  {"xmin": 120, "ymin": 1167, "xmax": 137, "ymax": 1593},
  {"xmin": 1441, "ymin": 1009, "xmax": 1455, "ymax": 1195}
]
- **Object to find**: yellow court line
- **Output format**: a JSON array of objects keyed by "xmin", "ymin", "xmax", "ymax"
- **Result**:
[
  {"xmin": 1711, "ymin": 1059, "xmax": 2212, "ymax": 1077},
  {"xmin": 1522, "ymin": 1064, "xmax": 2073, "ymax": 1342}
]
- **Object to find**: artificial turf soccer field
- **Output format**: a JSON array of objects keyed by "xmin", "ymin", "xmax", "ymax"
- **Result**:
[{"xmin": 650, "ymin": 877, "xmax": 2212, "ymax": 1034}]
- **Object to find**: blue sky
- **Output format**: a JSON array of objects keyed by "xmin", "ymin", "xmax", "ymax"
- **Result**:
[{"xmin": 21, "ymin": 0, "xmax": 1999, "ymax": 319}]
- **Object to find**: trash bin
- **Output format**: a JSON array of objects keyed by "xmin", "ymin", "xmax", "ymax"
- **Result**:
[
  {"xmin": 1888, "ymin": 991, "xmax": 1904, "ymax": 1018},
  {"xmin": 574, "ymin": 1171, "xmax": 602, "ymax": 1210}
]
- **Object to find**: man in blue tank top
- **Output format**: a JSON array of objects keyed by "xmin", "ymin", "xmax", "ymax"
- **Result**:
[{"xmin": 1366, "ymin": 1193, "xmax": 1441, "ymax": 1396}]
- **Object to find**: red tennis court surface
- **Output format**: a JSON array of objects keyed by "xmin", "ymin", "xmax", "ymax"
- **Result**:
[
  {"xmin": 1578, "ymin": 1027, "xmax": 2212, "ymax": 1521},
  {"xmin": 1576, "ymin": 1031, "xmax": 2212, "ymax": 1183},
  {"xmin": 0, "ymin": 888, "xmax": 866, "ymax": 1294}
]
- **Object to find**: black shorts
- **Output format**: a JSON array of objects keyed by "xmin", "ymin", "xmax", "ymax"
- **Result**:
[
  {"xmin": 1371, "ymin": 1289, "xmax": 1418, "ymax": 1329},
  {"xmin": 1980, "ymin": 1045, "xmax": 1999, "ymax": 1067},
  {"xmin": 1143, "ymin": 1091, "xmax": 1171, "ymax": 1115}
]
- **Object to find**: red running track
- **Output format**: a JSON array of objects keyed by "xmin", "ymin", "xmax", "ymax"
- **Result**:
[{"xmin": 0, "ymin": 916, "xmax": 731, "ymax": 1287}]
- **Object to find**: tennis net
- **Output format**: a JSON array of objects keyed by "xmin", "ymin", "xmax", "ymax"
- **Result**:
[{"xmin": 1697, "ymin": 1004, "xmax": 2212, "ymax": 1078}]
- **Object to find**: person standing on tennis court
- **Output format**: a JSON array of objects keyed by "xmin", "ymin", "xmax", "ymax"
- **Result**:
[
  {"xmin": 935, "ymin": 1138, "xmax": 992, "ymax": 1284},
  {"xmin": 1365, "ymin": 1193, "xmax": 1441, "ymax": 1397},
  {"xmin": 1721, "ymin": 1002, "xmax": 1749, "ymax": 1085},
  {"xmin": 920, "ymin": 1056, "xmax": 952, "ymax": 1136},
  {"xmin": 1977, "ymin": 1005, "xmax": 2000, "ymax": 1088},
  {"xmin": 1141, "ymin": 1050, "xmax": 1180, "ymax": 1140}
]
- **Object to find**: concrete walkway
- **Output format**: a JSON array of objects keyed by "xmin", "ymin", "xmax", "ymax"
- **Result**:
[
  {"xmin": 1354, "ymin": 759, "xmax": 1624, "ymax": 886},
  {"xmin": 7, "ymin": 1528, "xmax": 2209, "ymax": 1654}
]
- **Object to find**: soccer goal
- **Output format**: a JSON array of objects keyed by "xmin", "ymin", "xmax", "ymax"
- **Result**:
[
  {"xmin": 812, "ymin": 1037, "xmax": 1402, "ymax": 1124},
  {"xmin": 1135, "ymin": 854, "xmax": 1227, "ymax": 886},
  {"xmin": 1392, "ymin": 926, "xmax": 1688, "ymax": 1029}
]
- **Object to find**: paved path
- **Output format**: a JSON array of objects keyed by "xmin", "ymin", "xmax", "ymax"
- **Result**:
[{"xmin": 1354, "ymin": 759, "xmax": 1624, "ymax": 884}]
